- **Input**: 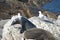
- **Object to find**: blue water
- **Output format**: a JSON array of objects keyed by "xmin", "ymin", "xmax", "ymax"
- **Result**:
[{"xmin": 42, "ymin": 0, "xmax": 60, "ymax": 14}]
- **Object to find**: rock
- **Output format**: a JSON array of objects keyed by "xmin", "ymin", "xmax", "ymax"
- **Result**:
[
  {"xmin": 29, "ymin": 17, "xmax": 60, "ymax": 39},
  {"xmin": 0, "ymin": 19, "xmax": 10, "ymax": 28},
  {"xmin": 1, "ymin": 14, "xmax": 60, "ymax": 40},
  {"xmin": 1, "ymin": 14, "xmax": 23, "ymax": 40},
  {"xmin": 1, "ymin": 16, "xmax": 59, "ymax": 40},
  {"xmin": 1, "ymin": 24, "xmax": 23, "ymax": 40},
  {"xmin": 0, "ymin": 19, "xmax": 10, "ymax": 40}
]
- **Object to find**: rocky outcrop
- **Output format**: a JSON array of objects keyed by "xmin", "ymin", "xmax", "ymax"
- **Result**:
[
  {"xmin": 1, "ymin": 16, "xmax": 60, "ymax": 40},
  {"xmin": 29, "ymin": 17, "xmax": 60, "ymax": 40},
  {"xmin": 1, "ymin": 23, "xmax": 23, "ymax": 40}
]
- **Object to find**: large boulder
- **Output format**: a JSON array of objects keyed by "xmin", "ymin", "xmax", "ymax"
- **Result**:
[
  {"xmin": 1, "ymin": 16, "xmax": 60, "ymax": 40},
  {"xmin": 29, "ymin": 17, "xmax": 60, "ymax": 40}
]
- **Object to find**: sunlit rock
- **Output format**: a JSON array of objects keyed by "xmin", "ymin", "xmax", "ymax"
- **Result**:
[{"xmin": 29, "ymin": 17, "xmax": 60, "ymax": 39}]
